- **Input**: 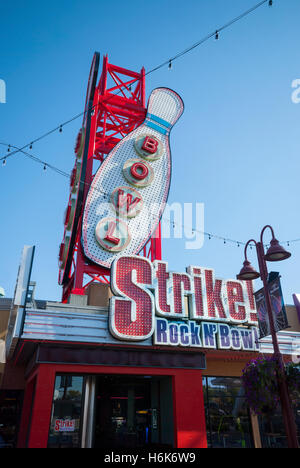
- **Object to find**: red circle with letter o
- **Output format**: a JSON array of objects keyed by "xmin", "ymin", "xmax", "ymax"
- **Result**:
[
  {"xmin": 130, "ymin": 162, "xmax": 149, "ymax": 180},
  {"xmin": 123, "ymin": 158, "xmax": 154, "ymax": 188}
]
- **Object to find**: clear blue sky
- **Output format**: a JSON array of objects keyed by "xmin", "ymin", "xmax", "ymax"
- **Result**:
[{"xmin": 1, "ymin": 0, "xmax": 300, "ymax": 305}]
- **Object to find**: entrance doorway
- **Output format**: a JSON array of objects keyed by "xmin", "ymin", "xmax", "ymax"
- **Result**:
[{"xmin": 93, "ymin": 375, "xmax": 174, "ymax": 449}]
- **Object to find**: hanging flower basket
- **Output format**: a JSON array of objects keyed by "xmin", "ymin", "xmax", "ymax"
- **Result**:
[
  {"xmin": 242, "ymin": 357, "xmax": 300, "ymax": 416},
  {"xmin": 285, "ymin": 362, "xmax": 300, "ymax": 404},
  {"xmin": 242, "ymin": 355, "xmax": 283, "ymax": 416}
]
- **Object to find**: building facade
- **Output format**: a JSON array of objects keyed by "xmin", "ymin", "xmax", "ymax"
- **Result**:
[{"xmin": 1, "ymin": 276, "xmax": 300, "ymax": 449}]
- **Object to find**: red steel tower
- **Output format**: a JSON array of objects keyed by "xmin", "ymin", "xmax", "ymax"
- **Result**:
[{"xmin": 59, "ymin": 53, "xmax": 162, "ymax": 302}]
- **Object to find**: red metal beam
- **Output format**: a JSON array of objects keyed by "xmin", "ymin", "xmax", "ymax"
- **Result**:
[{"xmin": 62, "ymin": 55, "xmax": 161, "ymax": 302}]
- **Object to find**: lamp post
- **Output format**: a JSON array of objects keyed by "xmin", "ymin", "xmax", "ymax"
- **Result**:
[{"xmin": 237, "ymin": 225, "xmax": 299, "ymax": 449}]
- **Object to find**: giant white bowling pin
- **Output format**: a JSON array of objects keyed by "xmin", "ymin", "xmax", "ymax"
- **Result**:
[{"xmin": 82, "ymin": 87, "xmax": 184, "ymax": 268}]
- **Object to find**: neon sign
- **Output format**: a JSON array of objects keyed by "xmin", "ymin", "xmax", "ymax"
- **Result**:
[
  {"xmin": 109, "ymin": 255, "xmax": 259, "ymax": 351},
  {"xmin": 82, "ymin": 88, "xmax": 184, "ymax": 269}
]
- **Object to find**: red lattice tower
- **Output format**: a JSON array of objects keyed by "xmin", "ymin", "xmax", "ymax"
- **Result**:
[{"xmin": 60, "ymin": 54, "xmax": 162, "ymax": 302}]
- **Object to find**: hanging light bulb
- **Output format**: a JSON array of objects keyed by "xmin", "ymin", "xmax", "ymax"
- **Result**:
[
  {"xmin": 29, "ymin": 143, "xmax": 33, "ymax": 150},
  {"xmin": 43, "ymin": 164, "xmax": 47, "ymax": 171},
  {"xmin": 7, "ymin": 145, "xmax": 10, "ymax": 152},
  {"xmin": 168, "ymin": 60, "xmax": 172, "ymax": 70},
  {"xmin": 2, "ymin": 158, "xmax": 6, "ymax": 166},
  {"xmin": 59, "ymin": 125, "xmax": 63, "ymax": 133},
  {"xmin": 268, "ymin": 0, "xmax": 273, "ymax": 6},
  {"xmin": 215, "ymin": 30, "xmax": 219, "ymax": 40}
]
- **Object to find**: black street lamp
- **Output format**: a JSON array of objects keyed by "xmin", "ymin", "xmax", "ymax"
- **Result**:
[{"xmin": 237, "ymin": 225, "xmax": 298, "ymax": 448}]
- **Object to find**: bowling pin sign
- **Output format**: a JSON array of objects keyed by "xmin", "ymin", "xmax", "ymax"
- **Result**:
[{"xmin": 82, "ymin": 87, "xmax": 184, "ymax": 268}]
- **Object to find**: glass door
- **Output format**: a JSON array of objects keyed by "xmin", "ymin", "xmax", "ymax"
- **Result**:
[{"xmin": 94, "ymin": 375, "xmax": 152, "ymax": 448}]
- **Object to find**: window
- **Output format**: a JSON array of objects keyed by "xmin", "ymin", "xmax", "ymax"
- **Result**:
[
  {"xmin": 259, "ymin": 400, "xmax": 300, "ymax": 448},
  {"xmin": 202, "ymin": 376, "xmax": 254, "ymax": 448},
  {"xmin": 48, "ymin": 375, "xmax": 84, "ymax": 448},
  {"xmin": 0, "ymin": 390, "xmax": 23, "ymax": 448}
]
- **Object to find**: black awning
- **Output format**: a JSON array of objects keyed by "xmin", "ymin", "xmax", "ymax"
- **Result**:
[{"xmin": 37, "ymin": 345, "xmax": 206, "ymax": 370}]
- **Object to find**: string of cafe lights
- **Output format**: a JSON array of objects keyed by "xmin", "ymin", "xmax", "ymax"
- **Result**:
[
  {"xmin": 3, "ymin": 1, "xmax": 294, "ymax": 248},
  {"xmin": 0, "ymin": 142, "xmax": 109, "ymax": 197},
  {"xmin": 160, "ymin": 215, "xmax": 300, "ymax": 249},
  {"xmin": 0, "ymin": 142, "xmax": 69, "ymax": 177},
  {"xmin": 2, "ymin": 141, "xmax": 298, "ymax": 250},
  {"xmin": 0, "ymin": 0, "xmax": 275, "ymax": 164}
]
